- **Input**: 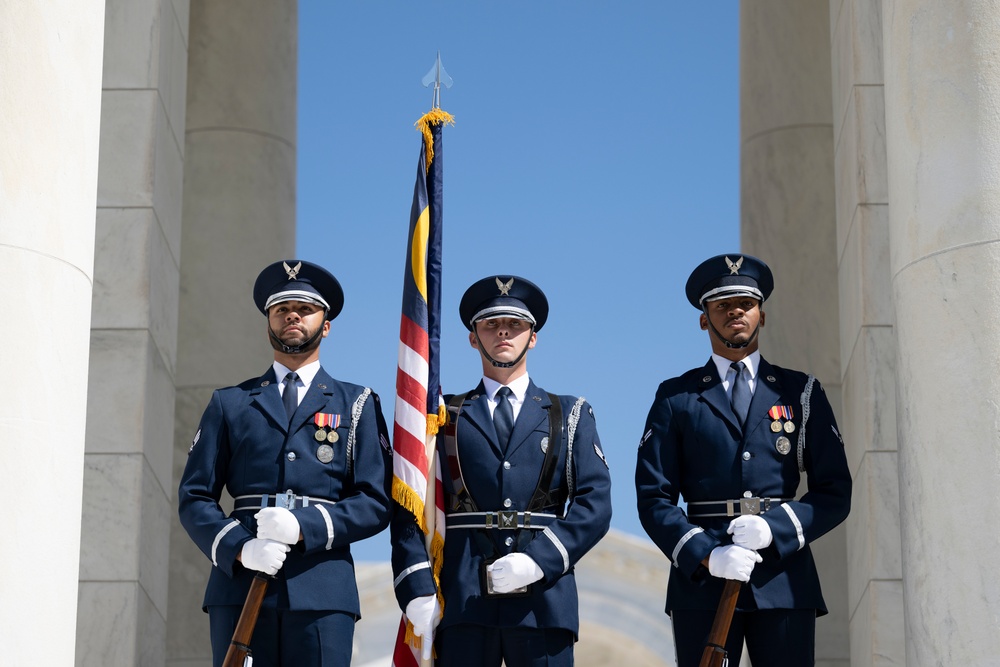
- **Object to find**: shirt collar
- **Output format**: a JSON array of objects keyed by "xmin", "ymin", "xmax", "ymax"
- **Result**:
[
  {"xmin": 712, "ymin": 351, "xmax": 760, "ymax": 382},
  {"xmin": 482, "ymin": 373, "xmax": 531, "ymax": 403},
  {"xmin": 272, "ymin": 359, "xmax": 321, "ymax": 387}
]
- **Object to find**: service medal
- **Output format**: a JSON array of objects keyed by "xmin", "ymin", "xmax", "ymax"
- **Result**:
[
  {"xmin": 776, "ymin": 436, "xmax": 791, "ymax": 455},
  {"xmin": 770, "ymin": 420, "xmax": 783, "ymax": 433},
  {"xmin": 314, "ymin": 428, "xmax": 327, "ymax": 441},
  {"xmin": 327, "ymin": 430, "xmax": 340, "ymax": 444},
  {"xmin": 783, "ymin": 421, "xmax": 796, "ymax": 433},
  {"xmin": 316, "ymin": 444, "xmax": 334, "ymax": 463}
]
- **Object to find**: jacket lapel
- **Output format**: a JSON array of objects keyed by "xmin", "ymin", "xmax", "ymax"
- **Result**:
[
  {"xmin": 696, "ymin": 359, "xmax": 742, "ymax": 433},
  {"xmin": 504, "ymin": 380, "xmax": 550, "ymax": 457},
  {"xmin": 461, "ymin": 382, "xmax": 503, "ymax": 457},
  {"xmin": 250, "ymin": 367, "xmax": 289, "ymax": 432}
]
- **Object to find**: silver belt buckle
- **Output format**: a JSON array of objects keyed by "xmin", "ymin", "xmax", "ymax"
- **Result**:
[
  {"xmin": 740, "ymin": 497, "xmax": 761, "ymax": 515},
  {"xmin": 498, "ymin": 510, "xmax": 518, "ymax": 529},
  {"xmin": 276, "ymin": 490, "xmax": 296, "ymax": 510}
]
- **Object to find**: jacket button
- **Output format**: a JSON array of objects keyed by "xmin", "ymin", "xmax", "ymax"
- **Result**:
[
  {"xmin": 287, "ymin": 452, "xmax": 297, "ymax": 461},
  {"xmin": 504, "ymin": 537, "xmax": 514, "ymax": 547},
  {"xmin": 742, "ymin": 451, "xmax": 751, "ymax": 461},
  {"xmin": 503, "ymin": 498, "xmax": 512, "ymax": 508},
  {"xmin": 503, "ymin": 461, "xmax": 511, "ymax": 470},
  {"xmin": 743, "ymin": 490, "xmax": 752, "ymax": 498}
]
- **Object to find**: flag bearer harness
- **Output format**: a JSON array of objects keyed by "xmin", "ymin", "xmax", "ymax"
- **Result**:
[{"xmin": 442, "ymin": 392, "xmax": 582, "ymax": 595}]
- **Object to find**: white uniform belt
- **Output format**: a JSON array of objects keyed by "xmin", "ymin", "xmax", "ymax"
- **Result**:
[
  {"xmin": 233, "ymin": 492, "xmax": 337, "ymax": 511},
  {"xmin": 686, "ymin": 497, "xmax": 792, "ymax": 518},
  {"xmin": 445, "ymin": 511, "xmax": 558, "ymax": 530}
]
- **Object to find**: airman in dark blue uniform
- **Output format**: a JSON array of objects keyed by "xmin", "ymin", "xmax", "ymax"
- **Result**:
[
  {"xmin": 635, "ymin": 254, "xmax": 852, "ymax": 667},
  {"xmin": 178, "ymin": 260, "xmax": 393, "ymax": 667},
  {"xmin": 391, "ymin": 276, "xmax": 612, "ymax": 667}
]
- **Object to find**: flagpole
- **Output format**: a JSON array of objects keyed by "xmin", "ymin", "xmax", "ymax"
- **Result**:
[{"xmin": 391, "ymin": 55, "xmax": 454, "ymax": 667}]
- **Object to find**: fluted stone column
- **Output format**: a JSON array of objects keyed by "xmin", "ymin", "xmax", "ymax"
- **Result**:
[
  {"xmin": 0, "ymin": 2, "xmax": 105, "ymax": 664},
  {"xmin": 830, "ymin": 1, "xmax": 905, "ymax": 665},
  {"xmin": 77, "ymin": 2, "xmax": 190, "ymax": 665},
  {"xmin": 740, "ymin": 3, "xmax": 849, "ymax": 666},
  {"xmin": 167, "ymin": 2, "xmax": 297, "ymax": 664},
  {"xmin": 883, "ymin": 2, "xmax": 1000, "ymax": 664}
]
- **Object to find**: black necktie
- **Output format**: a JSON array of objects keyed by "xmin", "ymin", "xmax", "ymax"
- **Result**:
[
  {"xmin": 493, "ymin": 386, "xmax": 514, "ymax": 449},
  {"xmin": 730, "ymin": 362, "xmax": 751, "ymax": 427},
  {"xmin": 282, "ymin": 372, "xmax": 299, "ymax": 423}
]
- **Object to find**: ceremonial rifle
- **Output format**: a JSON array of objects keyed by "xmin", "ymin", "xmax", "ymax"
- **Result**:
[
  {"xmin": 222, "ymin": 573, "xmax": 269, "ymax": 667},
  {"xmin": 698, "ymin": 579, "xmax": 741, "ymax": 667}
]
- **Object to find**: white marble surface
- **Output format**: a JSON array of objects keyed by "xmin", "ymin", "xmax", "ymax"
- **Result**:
[
  {"xmin": 0, "ymin": 3, "xmax": 104, "ymax": 664},
  {"xmin": 740, "ymin": 0, "xmax": 834, "ymax": 140},
  {"xmin": 743, "ymin": 126, "xmax": 840, "ymax": 380},
  {"xmin": 840, "ymin": 326, "xmax": 897, "ymax": 477},
  {"xmin": 850, "ymin": 579, "xmax": 906, "ymax": 667},
  {"xmin": 831, "ymin": 0, "xmax": 885, "ymax": 150},
  {"xmin": 846, "ymin": 451, "xmax": 902, "ymax": 615},
  {"xmin": 838, "ymin": 204, "xmax": 892, "ymax": 373},
  {"xmin": 834, "ymin": 86, "xmax": 889, "ymax": 259},
  {"xmin": 885, "ymin": 2, "xmax": 1000, "ymax": 661}
]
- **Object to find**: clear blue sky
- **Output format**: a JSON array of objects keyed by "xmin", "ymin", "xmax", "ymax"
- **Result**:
[{"xmin": 296, "ymin": 2, "xmax": 740, "ymax": 561}]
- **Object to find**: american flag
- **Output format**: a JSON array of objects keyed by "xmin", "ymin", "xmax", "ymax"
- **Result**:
[{"xmin": 391, "ymin": 109, "xmax": 452, "ymax": 667}]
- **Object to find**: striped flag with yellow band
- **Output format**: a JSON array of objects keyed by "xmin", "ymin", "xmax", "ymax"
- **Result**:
[{"xmin": 391, "ymin": 108, "xmax": 453, "ymax": 667}]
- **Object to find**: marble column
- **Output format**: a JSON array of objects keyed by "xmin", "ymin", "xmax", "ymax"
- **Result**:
[
  {"xmin": 0, "ymin": 1, "xmax": 105, "ymax": 664},
  {"xmin": 883, "ymin": 2, "xmax": 1000, "ymax": 664},
  {"xmin": 167, "ymin": 2, "xmax": 298, "ymax": 664},
  {"xmin": 77, "ymin": 2, "xmax": 190, "ymax": 665},
  {"xmin": 739, "ymin": 3, "xmax": 849, "ymax": 666},
  {"xmin": 829, "ymin": 1, "xmax": 906, "ymax": 665}
]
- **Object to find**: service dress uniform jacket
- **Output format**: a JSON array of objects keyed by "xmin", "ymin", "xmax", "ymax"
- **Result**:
[
  {"xmin": 391, "ymin": 379, "xmax": 612, "ymax": 637},
  {"xmin": 178, "ymin": 366, "xmax": 393, "ymax": 616},
  {"xmin": 635, "ymin": 357, "xmax": 851, "ymax": 615}
]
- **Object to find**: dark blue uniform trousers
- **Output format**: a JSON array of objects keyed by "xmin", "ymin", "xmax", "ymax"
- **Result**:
[
  {"xmin": 671, "ymin": 608, "xmax": 816, "ymax": 667},
  {"xmin": 436, "ymin": 624, "xmax": 575, "ymax": 667},
  {"xmin": 208, "ymin": 605, "xmax": 356, "ymax": 667}
]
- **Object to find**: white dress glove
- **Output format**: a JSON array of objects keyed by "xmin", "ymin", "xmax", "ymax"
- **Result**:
[
  {"xmin": 240, "ymin": 538, "xmax": 290, "ymax": 575},
  {"xmin": 256, "ymin": 507, "xmax": 301, "ymax": 544},
  {"xmin": 707, "ymin": 544, "xmax": 762, "ymax": 582},
  {"xmin": 405, "ymin": 594, "xmax": 441, "ymax": 661},
  {"xmin": 487, "ymin": 553, "xmax": 544, "ymax": 593},
  {"xmin": 727, "ymin": 514, "xmax": 773, "ymax": 550}
]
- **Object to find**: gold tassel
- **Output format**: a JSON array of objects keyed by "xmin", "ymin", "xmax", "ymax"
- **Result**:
[
  {"xmin": 425, "ymin": 404, "xmax": 448, "ymax": 435},
  {"xmin": 415, "ymin": 109, "xmax": 455, "ymax": 172}
]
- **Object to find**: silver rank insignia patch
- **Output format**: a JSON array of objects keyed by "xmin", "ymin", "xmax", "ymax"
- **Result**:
[
  {"xmin": 188, "ymin": 428, "xmax": 201, "ymax": 454},
  {"xmin": 496, "ymin": 277, "xmax": 513, "ymax": 295},
  {"xmin": 594, "ymin": 443, "xmax": 609, "ymax": 469}
]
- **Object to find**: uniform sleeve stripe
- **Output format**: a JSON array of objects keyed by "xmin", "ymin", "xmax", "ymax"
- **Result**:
[
  {"xmin": 212, "ymin": 520, "xmax": 240, "ymax": 566},
  {"xmin": 316, "ymin": 505, "xmax": 335, "ymax": 550},
  {"xmin": 542, "ymin": 527, "xmax": 570, "ymax": 573},
  {"xmin": 393, "ymin": 561, "xmax": 431, "ymax": 588},
  {"xmin": 781, "ymin": 503, "xmax": 806, "ymax": 550},
  {"xmin": 672, "ymin": 526, "xmax": 705, "ymax": 565}
]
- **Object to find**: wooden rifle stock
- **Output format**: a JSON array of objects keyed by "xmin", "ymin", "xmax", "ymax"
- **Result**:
[
  {"xmin": 698, "ymin": 579, "xmax": 741, "ymax": 667},
  {"xmin": 222, "ymin": 573, "xmax": 269, "ymax": 667}
]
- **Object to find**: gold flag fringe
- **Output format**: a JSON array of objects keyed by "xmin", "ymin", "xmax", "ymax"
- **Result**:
[
  {"xmin": 392, "ymin": 478, "xmax": 428, "ymax": 534},
  {"xmin": 415, "ymin": 109, "xmax": 455, "ymax": 173}
]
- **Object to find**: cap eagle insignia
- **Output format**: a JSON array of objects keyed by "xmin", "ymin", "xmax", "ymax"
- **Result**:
[
  {"xmin": 283, "ymin": 261, "xmax": 302, "ymax": 280},
  {"xmin": 725, "ymin": 256, "xmax": 743, "ymax": 275},
  {"xmin": 496, "ymin": 277, "xmax": 514, "ymax": 296}
]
